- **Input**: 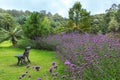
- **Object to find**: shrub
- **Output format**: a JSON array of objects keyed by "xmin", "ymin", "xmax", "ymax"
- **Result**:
[
  {"xmin": 17, "ymin": 37, "xmax": 58, "ymax": 50},
  {"xmin": 23, "ymin": 12, "xmax": 52, "ymax": 40},
  {"xmin": 17, "ymin": 39, "xmax": 35, "ymax": 49},
  {"xmin": 17, "ymin": 33, "xmax": 66, "ymax": 50}
]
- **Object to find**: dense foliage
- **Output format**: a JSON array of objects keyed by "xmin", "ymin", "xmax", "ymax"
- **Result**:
[
  {"xmin": 0, "ymin": 1, "xmax": 120, "ymax": 80},
  {"xmin": 0, "ymin": 2, "xmax": 120, "ymax": 36},
  {"xmin": 0, "ymin": 13, "xmax": 22, "ymax": 46},
  {"xmin": 23, "ymin": 12, "xmax": 52, "ymax": 39},
  {"xmin": 68, "ymin": 2, "xmax": 91, "ymax": 32},
  {"xmin": 91, "ymin": 3, "xmax": 120, "ymax": 34},
  {"xmin": 55, "ymin": 33, "xmax": 120, "ymax": 79},
  {"xmin": 0, "ymin": 13, "xmax": 17, "ymax": 30}
]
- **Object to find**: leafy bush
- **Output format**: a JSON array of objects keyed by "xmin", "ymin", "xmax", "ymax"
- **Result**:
[
  {"xmin": 23, "ymin": 12, "xmax": 52, "ymax": 40},
  {"xmin": 17, "ymin": 39, "xmax": 35, "ymax": 49},
  {"xmin": 17, "ymin": 33, "xmax": 67, "ymax": 50},
  {"xmin": 17, "ymin": 36, "xmax": 60, "ymax": 50}
]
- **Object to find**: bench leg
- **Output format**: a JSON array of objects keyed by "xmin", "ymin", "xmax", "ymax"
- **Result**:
[
  {"xmin": 17, "ymin": 57, "xmax": 30, "ymax": 65},
  {"xmin": 17, "ymin": 57, "xmax": 25, "ymax": 65},
  {"xmin": 17, "ymin": 57, "xmax": 20, "ymax": 65},
  {"xmin": 27, "ymin": 57, "xmax": 31, "ymax": 63},
  {"xmin": 22, "ymin": 57, "xmax": 27, "ymax": 64}
]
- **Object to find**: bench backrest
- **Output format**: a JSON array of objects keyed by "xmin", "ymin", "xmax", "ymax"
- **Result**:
[{"xmin": 23, "ymin": 46, "xmax": 31, "ymax": 57}]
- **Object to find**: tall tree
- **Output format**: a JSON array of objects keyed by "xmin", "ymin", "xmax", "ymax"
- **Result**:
[
  {"xmin": 68, "ymin": 1, "xmax": 91, "ymax": 32},
  {"xmin": 0, "ymin": 13, "xmax": 16, "ymax": 31},
  {"xmin": 103, "ymin": 3, "xmax": 120, "ymax": 34},
  {"xmin": 23, "ymin": 12, "xmax": 41, "ymax": 39},
  {"xmin": 0, "ymin": 13, "xmax": 22, "ymax": 47},
  {"xmin": 23, "ymin": 12, "xmax": 52, "ymax": 40},
  {"xmin": 0, "ymin": 26, "xmax": 22, "ymax": 47},
  {"xmin": 108, "ymin": 17, "xmax": 119, "ymax": 32},
  {"xmin": 115, "ymin": 4, "xmax": 120, "ymax": 24}
]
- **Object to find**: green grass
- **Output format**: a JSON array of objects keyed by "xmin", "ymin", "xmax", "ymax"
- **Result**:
[
  {"xmin": 0, "ymin": 41, "xmax": 12, "ymax": 47},
  {"xmin": 0, "ymin": 42, "xmax": 64, "ymax": 80}
]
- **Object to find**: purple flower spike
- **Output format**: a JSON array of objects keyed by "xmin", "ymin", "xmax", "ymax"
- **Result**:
[
  {"xmin": 54, "ymin": 65, "xmax": 58, "ymax": 69},
  {"xmin": 61, "ymin": 75, "xmax": 66, "ymax": 79},
  {"xmin": 21, "ymin": 73, "xmax": 26, "ymax": 78},
  {"xmin": 64, "ymin": 60, "xmax": 70, "ymax": 65},
  {"xmin": 49, "ymin": 67, "xmax": 53, "ymax": 73},
  {"xmin": 52, "ymin": 62, "xmax": 56, "ymax": 66},
  {"xmin": 36, "ymin": 78, "xmax": 42, "ymax": 80},
  {"xmin": 35, "ymin": 66, "xmax": 40, "ymax": 71}
]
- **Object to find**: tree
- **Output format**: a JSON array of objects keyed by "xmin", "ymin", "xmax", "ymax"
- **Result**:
[
  {"xmin": 51, "ymin": 13, "xmax": 65, "ymax": 28},
  {"xmin": 103, "ymin": 3, "xmax": 119, "ymax": 34},
  {"xmin": 68, "ymin": 1, "xmax": 91, "ymax": 32},
  {"xmin": 23, "ymin": 12, "xmax": 41, "ymax": 39},
  {"xmin": 23, "ymin": 12, "xmax": 52, "ymax": 40},
  {"xmin": 108, "ymin": 17, "xmax": 119, "ymax": 32},
  {"xmin": 0, "ymin": 13, "xmax": 22, "ymax": 47},
  {"xmin": 91, "ymin": 14, "xmax": 106, "ymax": 34},
  {"xmin": 115, "ymin": 4, "xmax": 120, "ymax": 24},
  {"xmin": 0, "ymin": 26, "xmax": 22, "ymax": 47},
  {"xmin": 15, "ymin": 15, "xmax": 27, "ymax": 25},
  {"xmin": 0, "ymin": 13, "xmax": 16, "ymax": 31}
]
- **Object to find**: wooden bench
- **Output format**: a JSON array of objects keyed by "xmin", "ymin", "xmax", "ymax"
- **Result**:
[{"xmin": 15, "ymin": 46, "xmax": 31, "ymax": 65}]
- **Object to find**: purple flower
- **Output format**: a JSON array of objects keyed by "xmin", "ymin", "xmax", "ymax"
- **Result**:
[
  {"xmin": 21, "ymin": 73, "xmax": 26, "ymax": 78},
  {"xmin": 49, "ymin": 67, "xmax": 53, "ymax": 73},
  {"xmin": 77, "ymin": 71, "xmax": 81, "ymax": 75},
  {"xmin": 32, "ymin": 66, "xmax": 40, "ymax": 71},
  {"xmin": 35, "ymin": 66, "xmax": 40, "ymax": 71},
  {"xmin": 52, "ymin": 62, "xmax": 56, "ymax": 66},
  {"xmin": 36, "ymin": 78, "xmax": 42, "ymax": 80},
  {"xmin": 54, "ymin": 65, "xmax": 58, "ymax": 69},
  {"xmin": 61, "ymin": 75, "xmax": 66, "ymax": 79},
  {"xmin": 64, "ymin": 60, "xmax": 70, "ymax": 65},
  {"xmin": 70, "ymin": 64, "xmax": 75, "ymax": 67},
  {"xmin": 70, "ymin": 66, "xmax": 74, "ymax": 71}
]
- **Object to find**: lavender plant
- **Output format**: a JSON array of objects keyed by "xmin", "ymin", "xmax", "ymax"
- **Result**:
[
  {"xmin": 55, "ymin": 33, "xmax": 120, "ymax": 80},
  {"xmin": 18, "ymin": 33, "xmax": 120, "ymax": 80}
]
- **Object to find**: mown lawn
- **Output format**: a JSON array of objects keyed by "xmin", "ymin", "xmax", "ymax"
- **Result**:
[{"xmin": 0, "ymin": 41, "xmax": 64, "ymax": 80}]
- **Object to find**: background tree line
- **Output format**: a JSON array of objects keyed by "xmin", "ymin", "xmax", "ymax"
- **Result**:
[
  {"xmin": 0, "ymin": 2, "xmax": 120, "ymax": 46},
  {"xmin": 91, "ymin": 4, "xmax": 120, "ymax": 34}
]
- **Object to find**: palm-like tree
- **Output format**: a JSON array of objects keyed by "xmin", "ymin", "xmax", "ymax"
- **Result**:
[{"xmin": 0, "ymin": 26, "xmax": 22, "ymax": 47}]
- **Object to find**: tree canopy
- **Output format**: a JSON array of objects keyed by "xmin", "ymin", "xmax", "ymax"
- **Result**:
[
  {"xmin": 23, "ymin": 12, "xmax": 52, "ymax": 39},
  {"xmin": 68, "ymin": 1, "xmax": 91, "ymax": 32}
]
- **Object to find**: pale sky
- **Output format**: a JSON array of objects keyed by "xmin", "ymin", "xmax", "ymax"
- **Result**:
[{"xmin": 0, "ymin": 0, "xmax": 120, "ymax": 17}]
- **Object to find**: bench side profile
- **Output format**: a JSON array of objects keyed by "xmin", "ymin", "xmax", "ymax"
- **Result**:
[{"xmin": 15, "ymin": 46, "xmax": 31, "ymax": 65}]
